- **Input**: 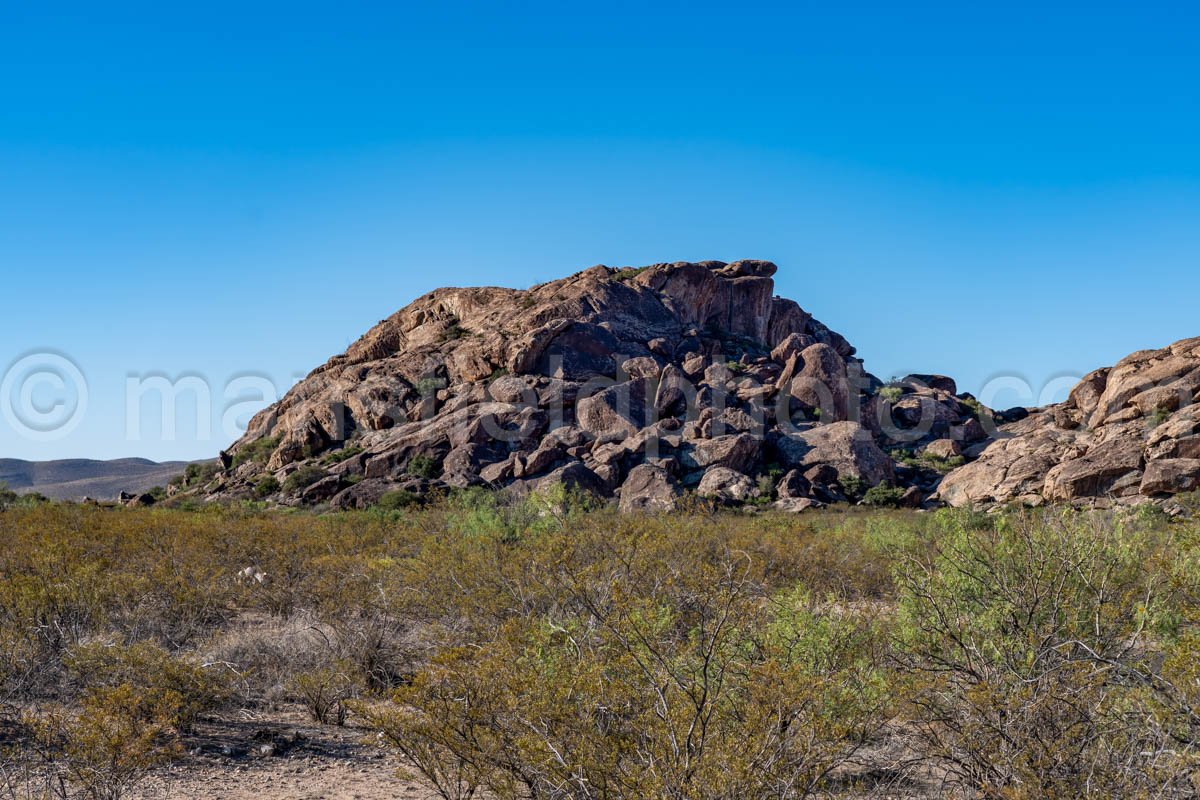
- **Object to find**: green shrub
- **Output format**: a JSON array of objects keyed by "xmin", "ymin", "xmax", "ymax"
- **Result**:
[
  {"xmin": 233, "ymin": 437, "xmax": 280, "ymax": 467},
  {"xmin": 180, "ymin": 461, "xmax": 220, "ymax": 487},
  {"xmin": 877, "ymin": 385, "xmax": 903, "ymax": 403},
  {"xmin": 320, "ymin": 444, "xmax": 363, "ymax": 465},
  {"xmin": 439, "ymin": 317, "xmax": 466, "ymax": 342},
  {"xmin": 64, "ymin": 641, "xmax": 229, "ymax": 732},
  {"xmin": 283, "ymin": 465, "xmax": 327, "ymax": 494},
  {"xmin": 896, "ymin": 450, "xmax": 966, "ymax": 474},
  {"xmin": 838, "ymin": 474, "xmax": 865, "ymax": 501},
  {"xmin": 29, "ymin": 684, "xmax": 185, "ymax": 800},
  {"xmin": 254, "ymin": 475, "xmax": 281, "ymax": 498},
  {"xmin": 1147, "ymin": 407, "xmax": 1172, "ymax": 428},
  {"xmin": 612, "ymin": 265, "xmax": 651, "ymax": 282},
  {"xmin": 377, "ymin": 490, "xmax": 420, "ymax": 511},
  {"xmin": 959, "ymin": 395, "xmax": 988, "ymax": 422},
  {"xmin": 1, "ymin": 481, "xmax": 18, "ymax": 505},
  {"xmin": 290, "ymin": 663, "xmax": 357, "ymax": 726},
  {"xmin": 414, "ymin": 377, "xmax": 445, "ymax": 396},
  {"xmin": 407, "ymin": 454, "xmax": 441, "ymax": 480},
  {"xmin": 861, "ymin": 484, "xmax": 905, "ymax": 507},
  {"xmin": 893, "ymin": 511, "xmax": 1192, "ymax": 796}
]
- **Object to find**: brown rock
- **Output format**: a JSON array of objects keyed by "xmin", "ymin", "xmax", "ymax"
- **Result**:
[
  {"xmin": 697, "ymin": 467, "xmax": 756, "ymax": 502},
  {"xmin": 776, "ymin": 469, "xmax": 811, "ymax": 499},
  {"xmin": 1140, "ymin": 458, "xmax": 1200, "ymax": 495},
  {"xmin": 787, "ymin": 343, "xmax": 851, "ymax": 422},
  {"xmin": 618, "ymin": 464, "xmax": 680, "ymax": 513},
  {"xmin": 680, "ymin": 433, "xmax": 761, "ymax": 474},
  {"xmin": 924, "ymin": 439, "xmax": 963, "ymax": 459},
  {"xmin": 1043, "ymin": 439, "xmax": 1145, "ymax": 501},
  {"xmin": 771, "ymin": 422, "xmax": 893, "ymax": 487},
  {"xmin": 773, "ymin": 496, "xmax": 821, "ymax": 513},
  {"xmin": 576, "ymin": 379, "xmax": 652, "ymax": 442}
]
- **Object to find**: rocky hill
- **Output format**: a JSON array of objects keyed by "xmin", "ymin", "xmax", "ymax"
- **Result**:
[
  {"xmin": 198, "ymin": 260, "xmax": 992, "ymax": 510},
  {"xmin": 938, "ymin": 337, "xmax": 1200, "ymax": 510}
]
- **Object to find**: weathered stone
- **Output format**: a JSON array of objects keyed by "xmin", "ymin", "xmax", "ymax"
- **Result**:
[
  {"xmin": 300, "ymin": 474, "xmax": 343, "ymax": 502},
  {"xmin": 902, "ymin": 374, "xmax": 958, "ymax": 395},
  {"xmin": 1140, "ymin": 458, "xmax": 1200, "ymax": 495},
  {"xmin": 770, "ymin": 422, "xmax": 893, "ymax": 487},
  {"xmin": 770, "ymin": 333, "xmax": 815, "ymax": 365},
  {"xmin": 618, "ymin": 464, "xmax": 680, "ymax": 513},
  {"xmin": 697, "ymin": 467, "xmax": 756, "ymax": 502},
  {"xmin": 773, "ymin": 497, "xmax": 820, "ymax": 513},
  {"xmin": 787, "ymin": 343, "xmax": 851, "ymax": 422},
  {"xmin": 924, "ymin": 439, "xmax": 963, "ymax": 459},
  {"xmin": 621, "ymin": 356, "xmax": 663, "ymax": 380},
  {"xmin": 576, "ymin": 379, "xmax": 652, "ymax": 442},
  {"xmin": 776, "ymin": 469, "xmax": 811, "ymax": 499},
  {"xmin": 1043, "ymin": 439, "xmax": 1145, "ymax": 501},
  {"xmin": 680, "ymin": 433, "xmax": 760, "ymax": 474}
]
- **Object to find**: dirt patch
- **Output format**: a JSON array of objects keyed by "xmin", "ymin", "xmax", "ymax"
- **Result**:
[{"xmin": 127, "ymin": 705, "xmax": 436, "ymax": 800}]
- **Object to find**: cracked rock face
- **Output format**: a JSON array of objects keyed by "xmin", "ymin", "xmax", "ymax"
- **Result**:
[
  {"xmin": 937, "ymin": 337, "xmax": 1200, "ymax": 509},
  {"xmin": 203, "ymin": 260, "xmax": 992, "ymax": 510}
]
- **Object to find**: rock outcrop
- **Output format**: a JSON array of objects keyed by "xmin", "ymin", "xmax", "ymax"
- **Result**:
[
  {"xmin": 938, "ymin": 337, "xmax": 1200, "ymax": 509},
  {"xmin": 200, "ymin": 260, "xmax": 995, "ymax": 510}
]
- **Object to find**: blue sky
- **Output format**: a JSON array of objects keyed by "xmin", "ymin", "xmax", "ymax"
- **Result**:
[{"xmin": 2, "ymin": 1, "xmax": 1198, "ymax": 461}]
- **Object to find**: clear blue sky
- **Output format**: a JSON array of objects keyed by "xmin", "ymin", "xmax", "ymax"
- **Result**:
[{"xmin": 2, "ymin": 1, "xmax": 1198, "ymax": 461}]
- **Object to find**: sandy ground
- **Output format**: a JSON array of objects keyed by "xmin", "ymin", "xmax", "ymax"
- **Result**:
[
  {"xmin": 5, "ymin": 703, "xmax": 933, "ymax": 800},
  {"xmin": 127, "ymin": 705, "xmax": 438, "ymax": 800}
]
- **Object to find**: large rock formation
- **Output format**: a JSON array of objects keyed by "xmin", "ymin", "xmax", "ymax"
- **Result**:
[
  {"xmin": 200, "ymin": 260, "xmax": 993, "ymax": 510},
  {"xmin": 938, "ymin": 337, "xmax": 1200, "ymax": 509}
]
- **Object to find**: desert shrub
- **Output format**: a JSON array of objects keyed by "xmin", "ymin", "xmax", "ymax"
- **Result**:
[
  {"xmin": 861, "ymin": 483, "xmax": 905, "ymax": 507},
  {"xmin": 64, "ymin": 642, "xmax": 228, "ymax": 732},
  {"xmin": 202, "ymin": 614, "xmax": 334, "ymax": 708},
  {"xmin": 1148, "ymin": 407, "xmax": 1172, "ymax": 428},
  {"xmin": 255, "ymin": 475, "xmax": 280, "ymax": 497},
  {"xmin": 877, "ymin": 385, "xmax": 903, "ymax": 403},
  {"xmin": 894, "ymin": 450, "xmax": 965, "ymax": 474},
  {"xmin": 320, "ymin": 444, "xmax": 363, "ymax": 465},
  {"xmin": 2, "ymin": 501, "xmax": 1198, "ymax": 797},
  {"xmin": 612, "ymin": 265, "xmax": 651, "ymax": 282},
  {"xmin": 367, "ymin": 562, "xmax": 890, "ymax": 800},
  {"xmin": 290, "ymin": 663, "xmax": 357, "ymax": 725},
  {"xmin": 233, "ymin": 436, "xmax": 279, "ymax": 467},
  {"xmin": 439, "ymin": 317, "xmax": 466, "ymax": 342},
  {"xmin": 0, "ymin": 482, "xmax": 17, "ymax": 510},
  {"xmin": 959, "ymin": 395, "xmax": 988, "ymax": 422},
  {"xmin": 28, "ymin": 684, "xmax": 184, "ymax": 800},
  {"xmin": 415, "ymin": 377, "xmax": 446, "ymax": 396},
  {"xmin": 184, "ymin": 461, "xmax": 220, "ymax": 485},
  {"xmin": 755, "ymin": 473, "xmax": 777, "ymax": 499},
  {"xmin": 0, "ymin": 628, "xmax": 41, "ymax": 709},
  {"xmin": 377, "ymin": 489, "xmax": 420, "ymax": 511},
  {"xmin": 282, "ymin": 465, "xmax": 327, "ymax": 494},
  {"xmin": 0, "ymin": 485, "xmax": 48, "ymax": 511},
  {"xmin": 838, "ymin": 474, "xmax": 865, "ymax": 501},
  {"xmin": 406, "ymin": 454, "xmax": 441, "ymax": 479},
  {"xmin": 893, "ymin": 510, "xmax": 1198, "ymax": 797}
]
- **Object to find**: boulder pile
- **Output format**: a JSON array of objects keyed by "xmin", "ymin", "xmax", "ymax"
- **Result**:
[
  {"xmin": 939, "ymin": 337, "xmax": 1200, "ymax": 509},
  {"xmin": 200, "ymin": 260, "xmax": 996, "ymax": 510}
]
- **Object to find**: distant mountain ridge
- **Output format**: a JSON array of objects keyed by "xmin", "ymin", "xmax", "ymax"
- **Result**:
[{"xmin": 0, "ymin": 458, "xmax": 191, "ymax": 501}]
